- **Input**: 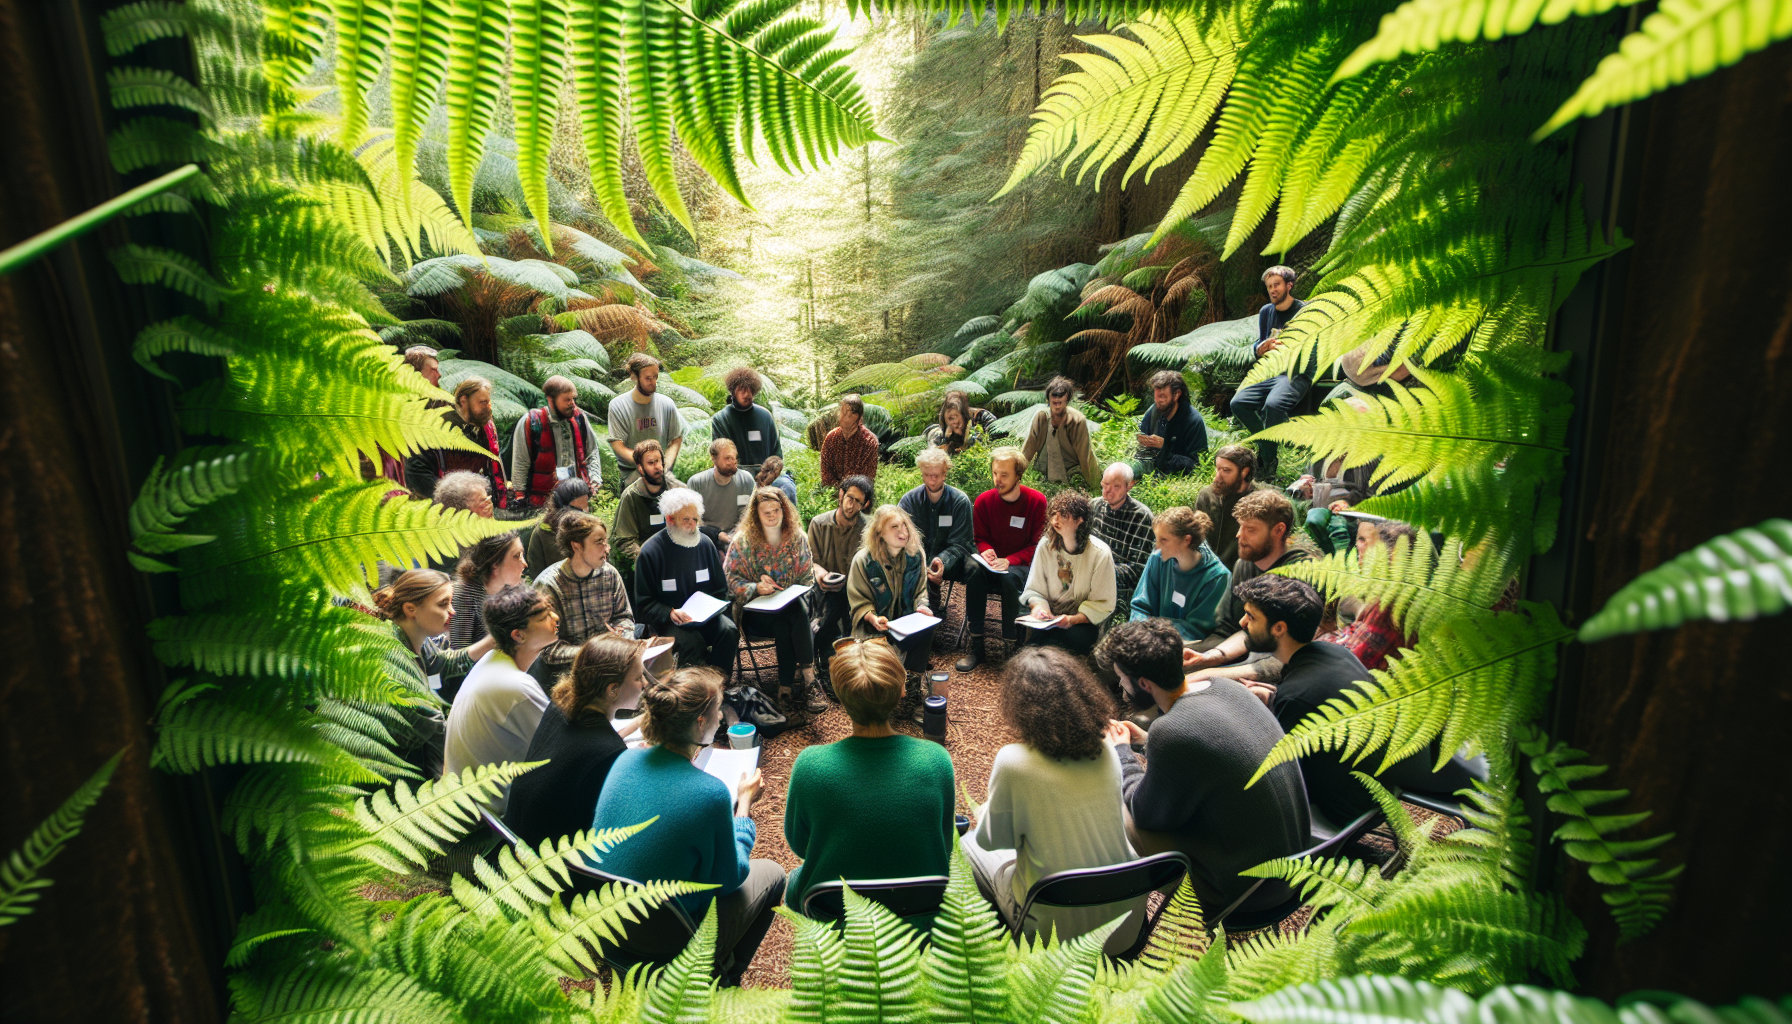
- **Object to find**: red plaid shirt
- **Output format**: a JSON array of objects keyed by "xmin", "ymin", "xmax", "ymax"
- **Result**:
[
  {"xmin": 1319, "ymin": 601, "xmax": 1407, "ymax": 672},
  {"xmin": 820, "ymin": 424, "xmax": 880, "ymax": 488}
]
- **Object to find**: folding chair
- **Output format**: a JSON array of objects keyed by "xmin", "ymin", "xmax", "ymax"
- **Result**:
[
  {"xmin": 1214, "ymin": 804, "xmax": 1384, "ymax": 930},
  {"xmin": 799, "ymin": 875, "xmax": 951, "ymax": 924},
  {"xmin": 936, "ymin": 578, "xmax": 970, "ymax": 652},
  {"xmin": 732, "ymin": 625, "xmax": 780, "ymax": 688},
  {"xmin": 1014, "ymin": 852, "xmax": 1191, "ymax": 955}
]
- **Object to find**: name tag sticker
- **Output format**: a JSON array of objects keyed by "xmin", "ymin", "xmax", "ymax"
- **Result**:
[
  {"xmin": 662, "ymin": 579, "xmax": 677, "ymax": 591},
  {"xmin": 695, "ymin": 568, "xmax": 711, "ymax": 582},
  {"xmin": 427, "ymin": 673, "xmax": 442, "ymax": 693},
  {"xmin": 938, "ymin": 515, "xmax": 953, "ymax": 526},
  {"xmin": 737, "ymin": 494, "xmax": 751, "ymax": 505},
  {"xmin": 649, "ymin": 514, "xmax": 664, "ymax": 525},
  {"xmin": 555, "ymin": 466, "xmax": 571, "ymax": 480},
  {"xmin": 1009, "ymin": 515, "xmax": 1027, "ymax": 529},
  {"xmin": 1171, "ymin": 591, "xmax": 1187, "ymax": 607},
  {"xmin": 747, "ymin": 430, "xmax": 762, "ymax": 441}
]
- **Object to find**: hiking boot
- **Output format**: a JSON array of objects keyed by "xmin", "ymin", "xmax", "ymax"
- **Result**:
[
  {"xmin": 793, "ymin": 665, "xmax": 830, "ymax": 714},
  {"xmin": 895, "ymin": 672, "xmax": 926, "ymax": 724},
  {"xmin": 955, "ymin": 635, "xmax": 984, "ymax": 673}
]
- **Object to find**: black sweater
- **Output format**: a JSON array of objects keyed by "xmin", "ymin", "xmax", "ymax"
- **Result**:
[
  {"xmin": 1116, "ymin": 679, "xmax": 1309, "ymax": 913},
  {"xmin": 899, "ymin": 484, "xmax": 975, "ymax": 576},
  {"xmin": 709, "ymin": 401, "xmax": 784, "ymax": 471},
  {"xmin": 505, "ymin": 704, "xmax": 628, "ymax": 849},
  {"xmin": 633, "ymin": 530, "xmax": 729, "ymax": 625}
]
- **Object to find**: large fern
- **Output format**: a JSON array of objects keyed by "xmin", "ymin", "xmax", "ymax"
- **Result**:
[
  {"xmin": 0, "ymin": 752, "xmax": 123, "ymax": 928},
  {"xmin": 1577, "ymin": 517, "xmax": 1792, "ymax": 642}
]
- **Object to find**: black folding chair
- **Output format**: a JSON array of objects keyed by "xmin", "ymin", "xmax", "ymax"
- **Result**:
[
  {"xmin": 1214, "ymin": 804, "xmax": 1384, "ymax": 930},
  {"xmin": 799, "ymin": 875, "xmax": 951, "ymax": 924},
  {"xmin": 732, "ymin": 624, "xmax": 780, "ymax": 687},
  {"xmin": 1014, "ymin": 851, "xmax": 1191, "ymax": 952}
]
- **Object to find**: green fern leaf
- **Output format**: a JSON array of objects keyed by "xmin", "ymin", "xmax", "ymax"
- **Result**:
[
  {"xmin": 1344, "ymin": 881, "xmax": 1584, "ymax": 991},
  {"xmin": 110, "ymin": 243, "xmax": 229, "ymax": 311},
  {"xmin": 922, "ymin": 846, "xmax": 1012, "ymax": 1024},
  {"xmin": 224, "ymin": 903, "xmax": 319, "ymax": 966},
  {"xmin": 0, "ymin": 751, "xmax": 122, "ymax": 927},
  {"xmin": 451, "ymin": 822, "xmax": 653, "ymax": 919},
  {"xmin": 388, "ymin": 0, "xmax": 454, "ymax": 209},
  {"xmin": 132, "ymin": 316, "xmax": 238, "ymax": 381},
  {"xmin": 1577, "ymin": 518, "xmax": 1792, "ymax": 642},
  {"xmin": 534, "ymin": 877, "xmax": 710, "ymax": 977},
  {"xmin": 343, "ymin": 761, "xmax": 541, "ymax": 872},
  {"xmin": 1538, "ymin": 0, "xmax": 1792, "ymax": 138},
  {"xmin": 1438, "ymin": 743, "xmax": 1533, "ymax": 889},
  {"xmin": 1223, "ymin": 927, "xmax": 1337, "ymax": 1003},
  {"xmin": 443, "ymin": 0, "xmax": 510, "ymax": 230},
  {"xmin": 101, "ymin": 0, "xmax": 235, "ymax": 56},
  {"xmin": 1231, "ymin": 973, "xmax": 1472, "ymax": 1024},
  {"xmin": 1138, "ymin": 928, "xmax": 1229, "ymax": 1024},
  {"xmin": 331, "ymin": 0, "xmax": 394, "ymax": 145},
  {"xmin": 234, "ymin": 964, "xmax": 461, "ymax": 1024},
  {"xmin": 781, "ymin": 907, "xmax": 847, "ymax": 1024},
  {"xmin": 838, "ymin": 884, "xmax": 928, "ymax": 1022},
  {"xmin": 152, "ymin": 685, "xmax": 382, "ymax": 782},
  {"xmin": 128, "ymin": 446, "xmax": 253, "ymax": 551},
  {"xmin": 1136, "ymin": 876, "xmax": 1207, "ymax": 975},
  {"xmin": 639, "ymin": 900, "xmax": 719, "ymax": 1024},
  {"xmin": 1335, "ymin": 0, "xmax": 1646, "ymax": 81},
  {"xmin": 1273, "ymin": 530, "xmax": 1520, "ymax": 639},
  {"xmin": 221, "ymin": 764, "xmax": 361, "ymax": 859},
  {"xmin": 262, "ymin": 0, "xmax": 332, "ymax": 100},
  {"xmin": 1220, "ymin": 37, "xmax": 1347, "ymax": 259},
  {"xmin": 108, "ymin": 66, "xmax": 214, "ymax": 119},
  {"xmin": 569, "ymin": 0, "xmax": 640, "ymax": 246},
  {"xmin": 147, "ymin": 602, "xmax": 421, "ymax": 706},
  {"xmin": 1519, "ymin": 729, "xmax": 1682, "ymax": 941},
  {"xmin": 510, "ymin": 0, "xmax": 571, "ymax": 245},
  {"xmin": 1008, "ymin": 915, "xmax": 1129, "ymax": 1024}
]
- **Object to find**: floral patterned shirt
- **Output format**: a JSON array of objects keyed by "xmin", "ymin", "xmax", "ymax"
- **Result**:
[{"xmin": 723, "ymin": 530, "xmax": 815, "ymax": 603}]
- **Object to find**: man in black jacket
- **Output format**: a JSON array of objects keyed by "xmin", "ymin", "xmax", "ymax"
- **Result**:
[
  {"xmin": 900, "ymin": 447, "xmax": 975, "ymax": 626},
  {"xmin": 405, "ymin": 376, "xmax": 510, "ymax": 509},
  {"xmin": 1135, "ymin": 370, "xmax": 1208, "ymax": 476}
]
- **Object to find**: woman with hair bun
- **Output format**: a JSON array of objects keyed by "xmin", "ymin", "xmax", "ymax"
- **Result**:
[
  {"xmin": 1128, "ymin": 506, "xmax": 1231, "ymax": 642},
  {"xmin": 372, "ymin": 568, "xmax": 495, "ymax": 702},
  {"xmin": 592, "ymin": 667, "xmax": 785, "ymax": 986},
  {"xmin": 525, "ymin": 477, "xmax": 592, "ymax": 578},
  {"xmin": 505, "ymin": 633, "xmax": 647, "ymax": 849}
]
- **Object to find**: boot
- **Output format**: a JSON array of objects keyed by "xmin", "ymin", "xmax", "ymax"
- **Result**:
[
  {"xmin": 954, "ymin": 634, "xmax": 984, "ymax": 673},
  {"xmin": 894, "ymin": 672, "xmax": 926, "ymax": 724},
  {"xmin": 777, "ymin": 681, "xmax": 813, "ymax": 728},
  {"xmin": 793, "ymin": 664, "xmax": 829, "ymax": 714}
]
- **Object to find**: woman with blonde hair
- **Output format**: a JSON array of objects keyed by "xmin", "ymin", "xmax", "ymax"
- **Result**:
[
  {"xmin": 1128, "ymin": 506, "xmax": 1231, "ymax": 642},
  {"xmin": 848, "ymin": 504, "xmax": 936, "ymax": 718},
  {"xmin": 505, "ymin": 633, "xmax": 646, "ymax": 848},
  {"xmin": 722, "ymin": 486, "xmax": 825, "ymax": 721},
  {"xmin": 1018, "ymin": 490, "xmax": 1117, "ymax": 656},
  {"xmin": 593, "ymin": 667, "xmax": 784, "ymax": 986}
]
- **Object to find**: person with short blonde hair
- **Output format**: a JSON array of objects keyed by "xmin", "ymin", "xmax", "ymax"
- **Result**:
[
  {"xmin": 1128, "ymin": 506, "xmax": 1230, "ymax": 641},
  {"xmin": 901, "ymin": 446, "xmax": 975, "ymax": 626},
  {"xmin": 593, "ymin": 667, "xmax": 784, "ymax": 986},
  {"xmin": 784, "ymin": 639, "xmax": 956, "ymax": 922},
  {"xmin": 1019, "ymin": 378, "xmax": 1100, "ymax": 485},
  {"xmin": 848, "ymin": 505, "xmax": 936, "ymax": 716},
  {"xmin": 957, "ymin": 445, "xmax": 1047, "ymax": 671},
  {"xmin": 723, "ymin": 487, "xmax": 824, "ymax": 721}
]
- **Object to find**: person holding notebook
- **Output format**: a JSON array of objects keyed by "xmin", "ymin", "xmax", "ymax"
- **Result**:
[
  {"xmin": 723, "ymin": 486, "xmax": 825, "ymax": 722},
  {"xmin": 847, "ymin": 504, "xmax": 936, "ymax": 720}
]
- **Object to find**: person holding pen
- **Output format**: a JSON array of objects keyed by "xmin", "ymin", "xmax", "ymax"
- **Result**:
[
  {"xmin": 956, "ymin": 447, "xmax": 1047, "ymax": 672},
  {"xmin": 847, "ymin": 504, "xmax": 936, "ymax": 719},
  {"xmin": 723, "ymin": 486, "xmax": 825, "ymax": 723},
  {"xmin": 1017, "ymin": 491, "xmax": 1117, "ymax": 656}
]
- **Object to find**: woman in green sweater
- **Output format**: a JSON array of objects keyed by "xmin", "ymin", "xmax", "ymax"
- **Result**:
[
  {"xmin": 785, "ymin": 639, "xmax": 956, "ymax": 925},
  {"xmin": 1128, "ymin": 506, "xmax": 1232, "ymax": 642}
]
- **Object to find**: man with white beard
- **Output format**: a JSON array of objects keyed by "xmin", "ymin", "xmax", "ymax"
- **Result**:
[{"xmin": 634, "ymin": 487, "xmax": 738, "ymax": 671}]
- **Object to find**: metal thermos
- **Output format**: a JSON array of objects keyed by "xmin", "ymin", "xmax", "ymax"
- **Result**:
[{"xmin": 922, "ymin": 695, "xmax": 948, "ymax": 742}]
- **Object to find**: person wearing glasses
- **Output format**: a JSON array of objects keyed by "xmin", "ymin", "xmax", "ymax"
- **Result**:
[{"xmin": 505, "ymin": 633, "xmax": 650, "ymax": 850}]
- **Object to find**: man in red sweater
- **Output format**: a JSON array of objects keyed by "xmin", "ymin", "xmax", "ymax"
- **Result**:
[
  {"xmin": 819, "ymin": 394, "xmax": 881, "ymax": 488},
  {"xmin": 956, "ymin": 446, "xmax": 1048, "ymax": 671}
]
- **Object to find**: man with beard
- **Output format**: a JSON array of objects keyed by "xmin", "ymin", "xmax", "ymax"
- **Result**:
[
  {"xmin": 900, "ymin": 447, "xmax": 974, "ymax": 620},
  {"xmin": 709, "ymin": 367, "xmax": 795, "ymax": 498},
  {"xmin": 1187, "ymin": 489, "xmax": 1309, "ymax": 674},
  {"xmin": 1193, "ymin": 445, "xmax": 1258, "ymax": 565},
  {"xmin": 405, "ymin": 376, "xmax": 510, "ymax": 509},
  {"xmin": 819, "ymin": 394, "xmax": 881, "ymax": 488},
  {"xmin": 610, "ymin": 440, "xmax": 682, "ymax": 564},
  {"xmin": 1232, "ymin": 574, "xmax": 1476, "ymax": 823},
  {"xmin": 1090, "ymin": 463, "xmax": 1156, "ymax": 596},
  {"xmin": 1229, "ymin": 266, "xmax": 1310, "ymax": 480},
  {"xmin": 1019, "ymin": 376, "xmax": 1101, "ymax": 486},
  {"xmin": 955, "ymin": 447, "xmax": 1047, "ymax": 672},
  {"xmin": 608, "ymin": 353, "xmax": 686, "ymax": 487},
  {"xmin": 510, "ymin": 375, "xmax": 604, "ymax": 507},
  {"xmin": 1134, "ymin": 370, "xmax": 1208, "ymax": 477},
  {"xmin": 687, "ymin": 438, "xmax": 756, "ymax": 550},
  {"xmin": 807, "ymin": 475, "xmax": 873, "ymax": 674},
  {"xmin": 634, "ymin": 488, "xmax": 738, "ymax": 671}
]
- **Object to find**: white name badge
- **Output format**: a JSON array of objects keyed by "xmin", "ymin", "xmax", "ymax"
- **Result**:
[
  {"xmin": 649, "ymin": 514, "xmax": 664, "ymax": 525},
  {"xmin": 737, "ymin": 493, "xmax": 751, "ymax": 505},
  {"xmin": 938, "ymin": 515, "xmax": 953, "ymax": 526},
  {"xmin": 427, "ymin": 673, "xmax": 442, "ymax": 693},
  {"xmin": 1009, "ymin": 515, "xmax": 1026, "ymax": 528},
  {"xmin": 1171, "ymin": 591, "xmax": 1187, "ymax": 607},
  {"xmin": 555, "ymin": 466, "xmax": 571, "ymax": 480},
  {"xmin": 662, "ymin": 579, "xmax": 678, "ymax": 591},
  {"xmin": 695, "ymin": 568, "xmax": 711, "ymax": 582},
  {"xmin": 747, "ymin": 430, "xmax": 762, "ymax": 441}
]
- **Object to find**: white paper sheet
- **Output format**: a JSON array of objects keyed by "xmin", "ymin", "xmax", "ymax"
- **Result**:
[
  {"xmin": 643, "ymin": 639, "xmax": 676, "ymax": 664},
  {"xmin": 678, "ymin": 590, "xmax": 728, "ymax": 624},
  {"xmin": 974, "ymin": 551, "xmax": 1005, "ymax": 574},
  {"xmin": 1015, "ymin": 615, "xmax": 1063, "ymax": 630},
  {"xmin": 886, "ymin": 611, "xmax": 941, "ymax": 641},
  {"xmin": 694, "ymin": 745, "xmax": 760, "ymax": 805},
  {"xmin": 744, "ymin": 583, "xmax": 811, "ymax": 613}
]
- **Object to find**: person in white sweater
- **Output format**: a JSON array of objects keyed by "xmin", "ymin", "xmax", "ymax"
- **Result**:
[
  {"xmin": 1018, "ymin": 490, "xmax": 1117, "ymax": 656},
  {"xmin": 443, "ymin": 586, "xmax": 559, "ymax": 793},
  {"xmin": 960, "ymin": 647, "xmax": 1147, "ymax": 955}
]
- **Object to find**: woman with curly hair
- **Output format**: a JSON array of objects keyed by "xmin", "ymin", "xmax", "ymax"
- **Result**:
[
  {"xmin": 722, "ymin": 486, "xmax": 826, "ymax": 721},
  {"xmin": 923, "ymin": 390, "xmax": 1000, "ymax": 456},
  {"xmin": 1018, "ymin": 490, "xmax": 1117, "ymax": 655},
  {"xmin": 847, "ymin": 504, "xmax": 936, "ymax": 720},
  {"xmin": 524, "ymin": 477, "xmax": 591, "ymax": 578},
  {"xmin": 960, "ymin": 647, "xmax": 1147, "ymax": 954},
  {"xmin": 449, "ymin": 532, "xmax": 526, "ymax": 650}
]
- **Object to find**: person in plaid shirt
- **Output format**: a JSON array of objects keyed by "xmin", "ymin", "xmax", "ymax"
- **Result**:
[
  {"xmin": 534, "ymin": 512, "xmax": 634, "ymax": 676},
  {"xmin": 819, "ymin": 393, "xmax": 882, "ymax": 487},
  {"xmin": 1314, "ymin": 519, "xmax": 1418, "ymax": 671},
  {"xmin": 1089, "ymin": 463, "xmax": 1156, "ymax": 595}
]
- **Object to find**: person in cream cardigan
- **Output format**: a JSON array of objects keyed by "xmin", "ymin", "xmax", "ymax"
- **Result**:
[{"xmin": 1018, "ymin": 490, "xmax": 1117, "ymax": 656}]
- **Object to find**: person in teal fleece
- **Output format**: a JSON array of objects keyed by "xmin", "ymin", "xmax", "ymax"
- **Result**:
[
  {"xmin": 591, "ymin": 666, "xmax": 784, "ymax": 986},
  {"xmin": 785, "ymin": 639, "xmax": 956, "ymax": 924},
  {"xmin": 1129, "ymin": 506, "xmax": 1231, "ymax": 642}
]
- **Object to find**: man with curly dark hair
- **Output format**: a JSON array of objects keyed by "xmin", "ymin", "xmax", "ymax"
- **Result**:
[
  {"xmin": 709, "ymin": 366, "xmax": 794, "ymax": 498},
  {"xmin": 1096, "ymin": 619, "xmax": 1309, "ymax": 917}
]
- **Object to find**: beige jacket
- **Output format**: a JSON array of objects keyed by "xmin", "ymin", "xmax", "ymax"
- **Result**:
[
  {"xmin": 1020, "ymin": 406, "xmax": 1102, "ymax": 486},
  {"xmin": 847, "ymin": 548, "xmax": 933, "ymax": 636}
]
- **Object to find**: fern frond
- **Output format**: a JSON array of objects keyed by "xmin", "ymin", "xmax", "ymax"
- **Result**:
[
  {"xmin": 152, "ymin": 684, "xmax": 382, "ymax": 782},
  {"xmin": 108, "ymin": 66, "xmax": 214, "ymax": 119},
  {"xmin": 1538, "ymin": 0, "xmax": 1792, "ymax": 138},
  {"xmin": 1344, "ymin": 881, "xmax": 1584, "ymax": 991},
  {"xmin": 132, "ymin": 316, "xmax": 239, "ymax": 381},
  {"xmin": 780, "ymin": 908, "xmax": 847, "ymax": 1024},
  {"xmin": 451, "ymin": 822, "xmax": 653, "ymax": 919},
  {"xmin": 102, "ymin": 0, "xmax": 236, "ymax": 55},
  {"xmin": 443, "ymin": 0, "xmax": 510, "ymax": 231},
  {"xmin": 1335, "ymin": 0, "xmax": 1645, "ymax": 81},
  {"xmin": 1577, "ymin": 518, "xmax": 1792, "ymax": 642},
  {"xmin": 235, "ymin": 963, "xmax": 461, "ymax": 1024},
  {"xmin": 221, "ymin": 764, "xmax": 361, "ymax": 859},
  {"xmin": 837, "ymin": 884, "xmax": 927, "ymax": 1022},
  {"xmin": 148, "ymin": 602, "xmax": 420, "ymax": 706},
  {"xmin": 331, "ymin": 0, "xmax": 394, "ymax": 145},
  {"xmin": 922, "ymin": 845, "xmax": 1012, "ymax": 1023},
  {"xmin": 1252, "ymin": 604, "xmax": 1568, "ymax": 780},
  {"xmin": 1129, "ymin": 315, "xmax": 1258, "ymax": 375},
  {"xmin": 535, "ymin": 877, "xmax": 710, "ymax": 977},
  {"xmin": 1274, "ymin": 530, "xmax": 1519, "ymax": 638},
  {"xmin": 1138, "ymin": 929, "xmax": 1229, "ymax": 1024},
  {"xmin": 1223, "ymin": 927, "xmax": 1337, "ymax": 1003},
  {"xmin": 1243, "ymin": 852, "xmax": 1387, "ymax": 917},
  {"xmin": 261, "ymin": 0, "xmax": 331, "ymax": 102},
  {"xmin": 1519, "ymin": 730, "xmax": 1682, "ymax": 941},
  {"xmin": 1231, "ymin": 973, "xmax": 1472, "ymax": 1024},
  {"xmin": 1438, "ymin": 742, "xmax": 1533, "ymax": 889},
  {"xmin": 128, "ymin": 446, "xmax": 254, "ymax": 553},
  {"xmin": 568, "ymin": 0, "xmax": 638, "ymax": 245},
  {"xmin": 388, "ymin": 0, "xmax": 455, "ymax": 209},
  {"xmin": 639, "ymin": 901, "xmax": 719, "ymax": 1024},
  {"xmin": 0, "ymin": 751, "xmax": 122, "ymax": 927},
  {"xmin": 1136, "ymin": 876, "xmax": 1207, "ymax": 975},
  {"xmin": 343, "ymin": 761, "xmax": 542, "ymax": 872},
  {"xmin": 110, "ymin": 243, "xmax": 229, "ymax": 311},
  {"xmin": 1008, "ymin": 915, "xmax": 1128, "ymax": 1024},
  {"xmin": 510, "ymin": 0, "xmax": 571, "ymax": 245},
  {"xmin": 225, "ymin": 902, "xmax": 320, "ymax": 966}
]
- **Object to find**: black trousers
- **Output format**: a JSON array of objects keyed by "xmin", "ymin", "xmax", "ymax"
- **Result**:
[
  {"xmin": 925, "ymin": 559, "xmax": 969, "ymax": 638},
  {"xmin": 743, "ymin": 607, "xmax": 815, "ymax": 686},
  {"xmin": 668, "ymin": 613, "xmax": 739, "ymax": 672},
  {"xmin": 864, "ymin": 624, "xmax": 934, "ymax": 673},
  {"xmin": 813, "ymin": 588, "xmax": 851, "ymax": 664},
  {"xmin": 1019, "ymin": 620, "xmax": 1101, "ymax": 656},
  {"xmin": 963, "ymin": 562, "xmax": 1029, "ymax": 639}
]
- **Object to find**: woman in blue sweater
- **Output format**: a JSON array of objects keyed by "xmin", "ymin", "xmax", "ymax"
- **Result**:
[
  {"xmin": 1129, "ymin": 507, "xmax": 1231, "ymax": 642},
  {"xmin": 591, "ymin": 666, "xmax": 784, "ymax": 985}
]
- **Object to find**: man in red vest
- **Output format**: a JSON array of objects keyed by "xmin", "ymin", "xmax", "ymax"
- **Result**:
[
  {"xmin": 404, "ymin": 376, "xmax": 509, "ymax": 510},
  {"xmin": 509, "ymin": 375, "xmax": 604, "ymax": 507}
]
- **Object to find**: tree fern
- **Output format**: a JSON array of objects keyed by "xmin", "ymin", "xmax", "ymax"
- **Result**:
[
  {"xmin": 922, "ymin": 847, "xmax": 1012, "ymax": 1024},
  {"xmin": 1538, "ymin": 0, "xmax": 1792, "ymax": 138},
  {"xmin": 0, "ymin": 752, "xmax": 122, "ymax": 927},
  {"xmin": 331, "ymin": 0, "xmax": 393, "ymax": 144},
  {"xmin": 1518, "ymin": 730, "xmax": 1681, "ymax": 941},
  {"xmin": 343, "ymin": 761, "xmax": 541, "ymax": 872},
  {"xmin": 1577, "ymin": 517, "xmax": 1792, "ymax": 642}
]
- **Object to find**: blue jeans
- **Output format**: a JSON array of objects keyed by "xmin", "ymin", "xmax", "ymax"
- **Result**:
[{"xmin": 1231, "ymin": 374, "xmax": 1311, "ymax": 478}]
